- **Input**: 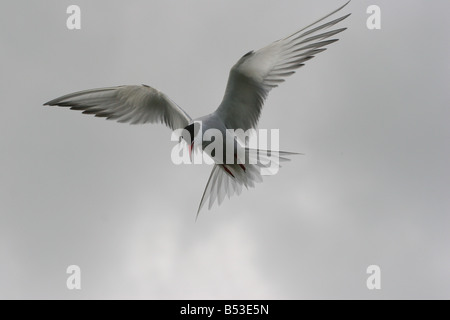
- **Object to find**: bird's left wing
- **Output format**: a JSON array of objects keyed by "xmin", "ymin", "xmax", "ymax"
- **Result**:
[
  {"xmin": 215, "ymin": 1, "xmax": 351, "ymax": 131},
  {"xmin": 44, "ymin": 85, "xmax": 192, "ymax": 130}
]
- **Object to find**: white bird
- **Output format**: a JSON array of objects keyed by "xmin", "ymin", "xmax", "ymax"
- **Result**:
[{"xmin": 45, "ymin": 2, "xmax": 351, "ymax": 218}]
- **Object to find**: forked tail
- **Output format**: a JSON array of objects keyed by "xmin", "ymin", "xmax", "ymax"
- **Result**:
[{"xmin": 196, "ymin": 148, "xmax": 301, "ymax": 220}]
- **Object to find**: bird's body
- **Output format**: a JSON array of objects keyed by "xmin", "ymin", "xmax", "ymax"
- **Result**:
[{"xmin": 44, "ymin": 2, "xmax": 351, "ymax": 217}]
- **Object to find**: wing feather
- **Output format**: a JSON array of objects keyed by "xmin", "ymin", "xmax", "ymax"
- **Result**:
[
  {"xmin": 44, "ymin": 85, "xmax": 191, "ymax": 130},
  {"xmin": 215, "ymin": 1, "xmax": 351, "ymax": 131}
]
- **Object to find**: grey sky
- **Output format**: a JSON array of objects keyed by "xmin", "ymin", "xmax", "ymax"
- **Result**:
[{"xmin": 1, "ymin": 0, "xmax": 449, "ymax": 299}]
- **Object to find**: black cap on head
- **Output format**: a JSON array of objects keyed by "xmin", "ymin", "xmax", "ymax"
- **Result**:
[{"xmin": 182, "ymin": 122, "xmax": 200, "ymax": 144}]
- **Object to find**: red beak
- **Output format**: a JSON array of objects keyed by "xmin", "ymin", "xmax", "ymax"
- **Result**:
[{"xmin": 188, "ymin": 141, "xmax": 194, "ymax": 160}]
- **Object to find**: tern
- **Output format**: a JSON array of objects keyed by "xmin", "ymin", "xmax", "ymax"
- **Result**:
[{"xmin": 45, "ymin": 2, "xmax": 351, "ymax": 218}]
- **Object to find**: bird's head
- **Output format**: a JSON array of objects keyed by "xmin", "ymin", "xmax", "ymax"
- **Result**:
[{"xmin": 181, "ymin": 122, "xmax": 201, "ymax": 158}]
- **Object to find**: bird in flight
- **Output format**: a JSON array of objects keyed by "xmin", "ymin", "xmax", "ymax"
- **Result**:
[{"xmin": 45, "ymin": 2, "xmax": 351, "ymax": 218}]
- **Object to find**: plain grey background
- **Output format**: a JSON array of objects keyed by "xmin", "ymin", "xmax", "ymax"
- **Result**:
[{"xmin": 1, "ymin": 0, "xmax": 449, "ymax": 299}]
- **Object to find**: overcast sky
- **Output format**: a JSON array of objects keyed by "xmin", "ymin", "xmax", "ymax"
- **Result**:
[{"xmin": 1, "ymin": 0, "xmax": 449, "ymax": 299}]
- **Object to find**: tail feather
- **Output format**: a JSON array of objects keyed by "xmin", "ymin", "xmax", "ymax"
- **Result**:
[{"xmin": 195, "ymin": 148, "xmax": 301, "ymax": 219}]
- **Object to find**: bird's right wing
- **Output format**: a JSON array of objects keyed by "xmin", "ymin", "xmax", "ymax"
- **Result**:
[
  {"xmin": 44, "ymin": 85, "xmax": 192, "ymax": 130},
  {"xmin": 215, "ymin": 1, "xmax": 351, "ymax": 131}
]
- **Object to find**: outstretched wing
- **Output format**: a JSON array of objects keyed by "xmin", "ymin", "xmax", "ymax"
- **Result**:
[
  {"xmin": 215, "ymin": 1, "xmax": 351, "ymax": 131},
  {"xmin": 44, "ymin": 85, "xmax": 192, "ymax": 130}
]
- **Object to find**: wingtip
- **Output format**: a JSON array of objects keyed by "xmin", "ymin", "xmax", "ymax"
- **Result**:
[
  {"xmin": 195, "ymin": 206, "xmax": 202, "ymax": 222},
  {"xmin": 44, "ymin": 98, "xmax": 58, "ymax": 106},
  {"xmin": 335, "ymin": 1, "xmax": 352, "ymax": 18}
]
